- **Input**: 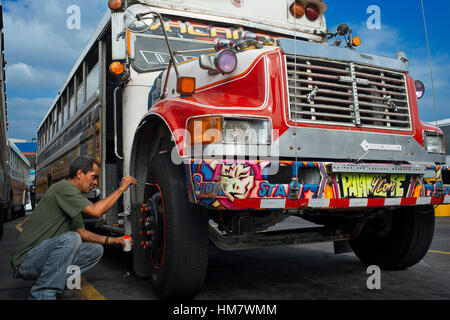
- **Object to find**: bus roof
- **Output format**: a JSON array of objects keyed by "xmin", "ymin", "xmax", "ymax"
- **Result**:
[
  {"xmin": 8, "ymin": 139, "xmax": 31, "ymax": 167},
  {"xmin": 139, "ymin": 0, "xmax": 327, "ymax": 39}
]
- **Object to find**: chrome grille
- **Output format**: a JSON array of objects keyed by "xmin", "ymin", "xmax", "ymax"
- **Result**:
[{"xmin": 286, "ymin": 54, "xmax": 411, "ymax": 130}]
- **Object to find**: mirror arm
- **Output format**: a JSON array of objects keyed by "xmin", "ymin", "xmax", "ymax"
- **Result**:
[
  {"xmin": 161, "ymin": 63, "xmax": 172, "ymax": 99},
  {"xmin": 153, "ymin": 12, "xmax": 181, "ymax": 79}
]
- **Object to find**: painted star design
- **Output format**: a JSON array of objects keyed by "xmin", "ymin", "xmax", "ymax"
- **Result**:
[{"xmin": 303, "ymin": 188, "xmax": 316, "ymax": 199}]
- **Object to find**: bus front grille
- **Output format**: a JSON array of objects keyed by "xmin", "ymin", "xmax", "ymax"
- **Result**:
[{"xmin": 285, "ymin": 54, "xmax": 411, "ymax": 130}]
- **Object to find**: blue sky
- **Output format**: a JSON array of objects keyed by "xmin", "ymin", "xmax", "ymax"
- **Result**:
[{"xmin": 3, "ymin": 0, "xmax": 450, "ymax": 141}]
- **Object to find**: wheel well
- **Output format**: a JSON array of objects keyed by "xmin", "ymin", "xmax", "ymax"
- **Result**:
[{"xmin": 130, "ymin": 116, "xmax": 178, "ymax": 207}]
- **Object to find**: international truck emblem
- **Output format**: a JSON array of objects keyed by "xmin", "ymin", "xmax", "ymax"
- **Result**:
[
  {"xmin": 339, "ymin": 75, "xmax": 370, "ymax": 86},
  {"xmin": 231, "ymin": 0, "xmax": 244, "ymax": 7},
  {"xmin": 360, "ymin": 139, "xmax": 402, "ymax": 152}
]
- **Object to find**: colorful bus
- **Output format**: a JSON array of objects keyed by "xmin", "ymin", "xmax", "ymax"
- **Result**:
[{"xmin": 36, "ymin": 0, "xmax": 447, "ymax": 298}]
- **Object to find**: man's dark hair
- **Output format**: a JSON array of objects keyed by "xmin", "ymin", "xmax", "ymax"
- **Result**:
[{"xmin": 69, "ymin": 156, "xmax": 100, "ymax": 178}]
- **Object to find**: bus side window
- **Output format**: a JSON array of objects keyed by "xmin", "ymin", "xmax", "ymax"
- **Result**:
[{"xmin": 86, "ymin": 46, "xmax": 100, "ymax": 102}]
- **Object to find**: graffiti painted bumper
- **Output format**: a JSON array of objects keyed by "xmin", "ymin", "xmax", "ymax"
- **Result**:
[{"xmin": 186, "ymin": 159, "xmax": 450, "ymax": 211}]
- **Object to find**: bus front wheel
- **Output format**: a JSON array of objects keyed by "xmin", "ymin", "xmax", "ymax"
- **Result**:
[{"xmin": 133, "ymin": 153, "xmax": 209, "ymax": 299}]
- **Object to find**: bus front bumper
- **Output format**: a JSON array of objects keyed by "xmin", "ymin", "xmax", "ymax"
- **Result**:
[{"xmin": 185, "ymin": 159, "xmax": 450, "ymax": 211}]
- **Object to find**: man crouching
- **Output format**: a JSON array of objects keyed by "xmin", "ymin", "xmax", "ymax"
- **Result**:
[{"xmin": 11, "ymin": 156, "xmax": 136, "ymax": 300}]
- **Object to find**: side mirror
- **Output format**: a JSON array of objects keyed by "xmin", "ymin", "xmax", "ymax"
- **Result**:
[
  {"xmin": 199, "ymin": 55, "xmax": 217, "ymax": 74},
  {"xmin": 337, "ymin": 24, "xmax": 350, "ymax": 36},
  {"xmin": 124, "ymin": 4, "xmax": 155, "ymax": 33}
]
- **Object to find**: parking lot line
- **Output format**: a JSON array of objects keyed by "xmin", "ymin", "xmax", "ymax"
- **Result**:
[
  {"xmin": 15, "ymin": 217, "xmax": 30, "ymax": 233},
  {"xmin": 80, "ymin": 277, "xmax": 107, "ymax": 300},
  {"xmin": 428, "ymin": 250, "xmax": 450, "ymax": 255}
]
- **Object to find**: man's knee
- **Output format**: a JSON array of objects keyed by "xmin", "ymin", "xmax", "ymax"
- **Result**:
[
  {"xmin": 92, "ymin": 243, "xmax": 104, "ymax": 260},
  {"xmin": 61, "ymin": 232, "xmax": 82, "ymax": 250}
]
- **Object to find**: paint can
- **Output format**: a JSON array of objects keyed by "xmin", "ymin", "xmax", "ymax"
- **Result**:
[{"xmin": 123, "ymin": 235, "xmax": 132, "ymax": 252}]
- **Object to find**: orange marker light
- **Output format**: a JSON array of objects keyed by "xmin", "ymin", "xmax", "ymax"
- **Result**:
[
  {"xmin": 187, "ymin": 116, "xmax": 222, "ymax": 145},
  {"xmin": 177, "ymin": 77, "xmax": 196, "ymax": 96},
  {"xmin": 108, "ymin": 0, "xmax": 122, "ymax": 10},
  {"xmin": 290, "ymin": 0, "xmax": 305, "ymax": 18},
  {"xmin": 352, "ymin": 36, "xmax": 361, "ymax": 47},
  {"xmin": 109, "ymin": 61, "xmax": 125, "ymax": 75}
]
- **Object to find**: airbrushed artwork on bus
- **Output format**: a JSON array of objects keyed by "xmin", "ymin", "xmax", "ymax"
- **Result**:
[{"xmin": 188, "ymin": 159, "xmax": 450, "ymax": 210}]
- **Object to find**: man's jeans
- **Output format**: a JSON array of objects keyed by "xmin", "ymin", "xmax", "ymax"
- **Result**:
[{"xmin": 16, "ymin": 232, "xmax": 104, "ymax": 300}]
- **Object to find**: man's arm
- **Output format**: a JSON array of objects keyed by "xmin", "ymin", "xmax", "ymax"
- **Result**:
[
  {"xmin": 75, "ymin": 228, "xmax": 127, "ymax": 247},
  {"xmin": 82, "ymin": 176, "xmax": 136, "ymax": 218}
]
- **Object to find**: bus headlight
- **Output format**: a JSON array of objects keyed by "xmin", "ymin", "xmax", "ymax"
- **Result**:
[
  {"xmin": 425, "ymin": 133, "xmax": 445, "ymax": 154},
  {"xmin": 186, "ymin": 117, "xmax": 271, "ymax": 145},
  {"xmin": 223, "ymin": 118, "xmax": 270, "ymax": 145}
]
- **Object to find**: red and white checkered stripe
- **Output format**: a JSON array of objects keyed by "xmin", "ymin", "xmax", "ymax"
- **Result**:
[{"xmin": 231, "ymin": 196, "xmax": 450, "ymax": 210}]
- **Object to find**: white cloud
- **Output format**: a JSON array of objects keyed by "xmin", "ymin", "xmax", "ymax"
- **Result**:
[
  {"xmin": 2, "ymin": 0, "xmax": 106, "ymax": 140},
  {"xmin": 349, "ymin": 22, "xmax": 450, "ymax": 122},
  {"xmin": 410, "ymin": 54, "xmax": 450, "ymax": 122},
  {"xmin": 6, "ymin": 97, "xmax": 53, "ymax": 140},
  {"xmin": 3, "ymin": 0, "xmax": 105, "ymax": 80},
  {"xmin": 6, "ymin": 63, "xmax": 66, "ymax": 90},
  {"xmin": 353, "ymin": 23, "xmax": 404, "ymax": 58}
]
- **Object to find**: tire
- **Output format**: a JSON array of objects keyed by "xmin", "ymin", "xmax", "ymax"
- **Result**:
[
  {"xmin": 132, "ymin": 153, "xmax": 209, "ymax": 299},
  {"xmin": 350, "ymin": 205, "xmax": 435, "ymax": 270}
]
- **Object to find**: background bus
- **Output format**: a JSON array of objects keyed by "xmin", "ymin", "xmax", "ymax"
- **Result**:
[
  {"xmin": 5, "ymin": 139, "xmax": 30, "ymax": 221},
  {"xmin": 0, "ymin": 0, "xmax": 8, "ymax": 239}
]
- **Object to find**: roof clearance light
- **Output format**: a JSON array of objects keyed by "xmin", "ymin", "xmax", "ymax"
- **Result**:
[
  {"xmin": 215, "ymin": 50, "xmax": 238, "ymax": 74},
  {"xmin": 352, "ymin": 36, "xmax": 361, "ymax": 47},
  {"xmin": 290, "ymin": 0, "xmax": 305, "ymax": 18},
  {"xmin": 108, "ymin": 0, "xmax": 123, "ymax": 11},
  {"xmin": 415, "ymin": 80, "xmax": 425, "ymax": 100},
  {"xmin": 110, "ymin": 61, "xmax": 125, "ymax": 75},
  {"xmin": 305, "ymin": 3, "xmax": 320, "ymax": 21}
]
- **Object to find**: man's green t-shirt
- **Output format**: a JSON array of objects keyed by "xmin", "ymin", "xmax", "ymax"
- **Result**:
[{"xmin": 11, "ymin": 180, "xmax": 92, "ymax": 268}]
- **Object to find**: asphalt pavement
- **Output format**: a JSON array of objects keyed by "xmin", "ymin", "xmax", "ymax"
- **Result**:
[{"xmin": 1, "ymin": 213, "xmax": 449, "ymax": 301}]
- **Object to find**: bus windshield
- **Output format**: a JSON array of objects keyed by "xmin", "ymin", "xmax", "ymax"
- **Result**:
[
  {"xmin": 133, "ymin": 35, "xmax": 212, "ymax": 72},
  {"xmin": 131, "ymin": 18, "xmax": 278, "ymax": 72}
]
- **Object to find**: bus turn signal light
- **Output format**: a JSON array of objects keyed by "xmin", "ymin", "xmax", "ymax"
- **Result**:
[
  {"xmin": 290, "ymin": 0, "xmax": 305, "ymax": 18},
  {"xmin": 109, "ymin": 61, "xmax": 125, "ymax": 75},
  {"xmin": 177, "ymin": 77, "xmax": 196, "ymax": 96},
  {"xmin": 187, "ymin": 116, "xmax": 222, "ymax": 145},
  {"xmin": 108, "ymin": 0, "xmax": 123, "ymax": 11}
]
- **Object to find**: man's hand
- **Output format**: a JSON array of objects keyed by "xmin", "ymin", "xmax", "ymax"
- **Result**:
[
  {"xmin": 108, "ymin": 236, "xmax": 134, "ymax": 248},
  {"xmin": 119, "ymin": 176, "xmax": 137, "ymax": 192}
]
